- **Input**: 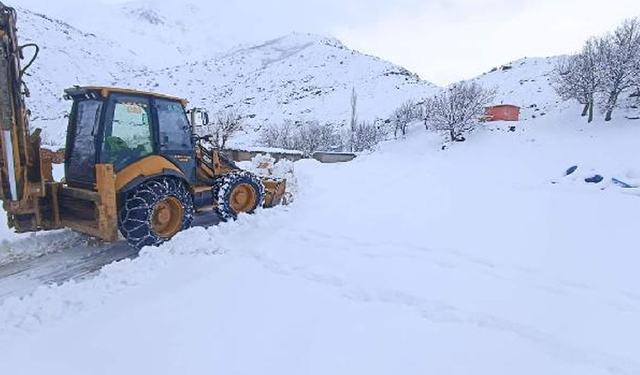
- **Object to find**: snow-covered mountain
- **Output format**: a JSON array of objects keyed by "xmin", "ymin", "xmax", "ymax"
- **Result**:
[
  {"xmin": 16, "ymin": 7, "xmax": 438, "ymax": 147},
  {"xmin": 122, "ymin": 33, "xmax": 438, "ymax": 145},
  {"xmin": 19, "ymin": 3, "xmax": 636, "ymax": 148},
  {"xmin": 17, "ymin": 7, "xmax": 147, "ymax": 145}
]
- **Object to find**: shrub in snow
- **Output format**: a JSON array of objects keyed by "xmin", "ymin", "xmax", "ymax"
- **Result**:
[{"xmin": 423, "ymin": 81, "xmax": 496, "ymax": 142}]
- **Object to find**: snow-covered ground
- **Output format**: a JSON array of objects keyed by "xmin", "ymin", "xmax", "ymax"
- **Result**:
[{"xmin": 1, "ymin": 110, "xmax": 639, "ymax": 374}]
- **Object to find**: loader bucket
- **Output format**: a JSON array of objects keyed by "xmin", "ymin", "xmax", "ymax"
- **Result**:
[{"xmin": 262, "ymin": 178, "xmax": 287, "ymax": 208}]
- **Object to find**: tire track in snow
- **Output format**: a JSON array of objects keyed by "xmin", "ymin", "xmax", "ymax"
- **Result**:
[
  {"xmin": 298, "ymin": 229, "xmax": 640, "ymax": 312},
  {"xmin": 240, "ymin": 232, "xmax": 640, "ymax": 375}
]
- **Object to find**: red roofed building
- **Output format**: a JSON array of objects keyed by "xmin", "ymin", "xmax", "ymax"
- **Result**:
[{"xmin": 484, "ymin": 104, "xmax": 520, "ymax": 122}]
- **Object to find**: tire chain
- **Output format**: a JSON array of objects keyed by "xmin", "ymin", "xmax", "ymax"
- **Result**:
[
  {"xmin": 119, "ymin": 177, "xmax": 194, "ymax": 249},
  {"xmin": 213, "ymin": 170, "xmax": 265, "ymax": 221}
]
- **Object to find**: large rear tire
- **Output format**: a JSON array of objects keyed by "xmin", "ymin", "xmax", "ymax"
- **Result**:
[
  {"xmin": 119, "ymin": 178, "xmax": 194, "ymax": 250},
  {"xmin": 214, "ymin": 171, "xmax": 265, "ymax": 221}
]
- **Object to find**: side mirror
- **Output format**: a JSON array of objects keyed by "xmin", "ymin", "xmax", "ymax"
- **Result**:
[
  {"xmin": 202, "ymin": 111, "xmax": 210, "ymax": 126},
  {"xmin": 188, "ymin": 108, "xmax": 210, "ymax": 127}
]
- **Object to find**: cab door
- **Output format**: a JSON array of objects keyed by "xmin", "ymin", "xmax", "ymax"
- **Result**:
[
  {"xmin": 153, "ymin": 98, "xmax": 196, "ymax": 183},
  {"xmin": 65, "ymin": 97, "xmax": 104, "ymax": 188}
]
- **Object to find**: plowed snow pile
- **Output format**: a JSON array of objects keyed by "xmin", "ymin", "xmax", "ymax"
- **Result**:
[{"xmin": 1, "ymin": 113, "xmax": 639, "ymax": 375}]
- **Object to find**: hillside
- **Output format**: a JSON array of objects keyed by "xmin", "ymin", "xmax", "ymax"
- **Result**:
[
  {"xmin": 471, "ymin": 57, "xmax": 564, "ymax": 121},
  {"xmin": 17, "ymin": 7, "xmax": 147, "ymax": 145},
  {"xmin": 16, "ymin": 7, "xmax": 438, "ymax": 148},
  {"xmin": 122, "ymin": 33, "xmax": 438, "ymax": 146}
]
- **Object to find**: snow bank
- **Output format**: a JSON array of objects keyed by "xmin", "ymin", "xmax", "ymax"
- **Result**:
[{"xmin": 0, "ymin": 207, "xmax": 290, "ymax": 335}]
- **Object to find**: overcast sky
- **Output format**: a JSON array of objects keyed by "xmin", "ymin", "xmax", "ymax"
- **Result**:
[
  {"xmin": 331, "ymin": 0, "xmax": 640, "ymax": 84},
  {"xmin": 23, "ymin": 0, "xmax": 640, "ymax": 85}
]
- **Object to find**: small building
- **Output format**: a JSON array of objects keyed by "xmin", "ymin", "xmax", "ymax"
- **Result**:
[{"xmin": 484, "ymin": 104, "xmax": 520, "ymax": 122}]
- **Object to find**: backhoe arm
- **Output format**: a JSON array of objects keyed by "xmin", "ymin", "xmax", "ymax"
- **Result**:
[{"xmin": 0, "ymin": 2, "xmax": 53, "ymax": 232}]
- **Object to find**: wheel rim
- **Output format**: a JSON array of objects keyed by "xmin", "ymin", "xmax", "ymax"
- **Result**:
[
  {"xmin": 229, "ymin": 183, "xmax": 257, "ymax": 213},
  {"xmin": 151, "ymin": 196, "xmax": 184, "ymax": 238}
]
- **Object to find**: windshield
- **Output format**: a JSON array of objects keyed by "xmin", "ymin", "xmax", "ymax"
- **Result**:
[{"xmin": 101, "ymin": 96, "xmax": 153, "ymax": 171}]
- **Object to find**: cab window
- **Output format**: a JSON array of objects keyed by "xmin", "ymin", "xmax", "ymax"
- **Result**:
[
  {"xmin": 101, "ymin": 96, "xmax": 153, "ymax": 170},
  {"xmin": 155, "ymin": 99, "xmax": 192, "ymax": 151}
]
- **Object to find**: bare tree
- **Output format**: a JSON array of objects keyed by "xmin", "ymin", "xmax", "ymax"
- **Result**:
[
  {"xmin": 259, "ymin": 120, "xmax": 296, "ymax": 150},
  {"xmin": 552, "ymin": 38, "xmax": 602, "ymax": 123},
  {"xmin": 348, "ymin": 121, "xmax": 387, "ymax": 152},
  {"xmin": 424, "ymin": 81, "xmax": 496, "ymax": 142},
  {"xmin": 259, "ymin": 120, "xmax": 340, "ymax": 155},
  {"xmin": 350, "ymin": 87, "xmax": 358, "ymax": 151},
  {"xmin": 205, "ymin": 109, "xmax": 243, "ymax": 149},
  {"xmin": 296, "ymin": 121, "xmax": 341, "ymax": 155},
  {"xmin": 598, "ymin": 18, "xmax": 640, "ymax": 121},
  {"xmin": 392, "ymin": 100, "xmax": 418, "ymax": 137},
  {"xmin": 423, "ymin": 100, "xmax": 435, "ymax": 130}
]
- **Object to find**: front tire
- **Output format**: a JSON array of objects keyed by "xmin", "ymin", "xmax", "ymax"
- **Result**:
[
  {"xmin": 214, "ymin": 171, "xmax": 265, "ymax": 221},
  {"xmin": 119, "ymin": 178, "xmax": 194, "ymax": 249}
]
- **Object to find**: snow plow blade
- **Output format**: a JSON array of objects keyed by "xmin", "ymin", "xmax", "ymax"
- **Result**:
[{"xmin": 262, "ymin": 178, "xmax": 287, "ymax": 208}]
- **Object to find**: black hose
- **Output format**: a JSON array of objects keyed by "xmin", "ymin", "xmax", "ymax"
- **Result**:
[{"xmin": 19, "ymin": 43, "xmax": 39, "ymax": 77}]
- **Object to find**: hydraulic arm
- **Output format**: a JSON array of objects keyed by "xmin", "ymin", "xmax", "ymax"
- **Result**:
[{"xmin": 0, "ymin": 2, "xmax": 53, "ymax": 232}]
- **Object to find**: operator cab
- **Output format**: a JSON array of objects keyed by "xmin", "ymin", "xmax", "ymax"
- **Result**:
[{"xmin": 63, "ymin": 87, "xmax": 196, "ymax": 189}]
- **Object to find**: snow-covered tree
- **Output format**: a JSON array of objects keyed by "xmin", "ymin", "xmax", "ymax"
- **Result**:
[
  {"xmin": 424, "ymin": 81, "xmax": 495, "ymax": 142},
  {"xmin": 296, "ymin": 121, "xmax": 341, "ymax": 155},
  {"xmin": 392, "ymin": 100, "xmax": 419, "ymax": 137},
  {"xmin": 204, "ymin": 109, "xmax": 243, "ymax": 149},
  {"xmin": 259, "ymin": 120, "xmax": 341, "ymax": 155},
  {"xmin": 552, "ymin": 38, "xmax": 602, "ymax": 123},
  {"xmin": 597, "ymin": 18, "xmax": 640, "ymax": 121},
  {"xmin": 423, "ymin": 99, "xmax": 436, "ymax": 130},
  {"xmin": 348, "ymin": 121, "xmax": 387, "ymax": 152},
  {"xmin": 259, "ymin": 120, "xmax": 296, "ymax": 150}
]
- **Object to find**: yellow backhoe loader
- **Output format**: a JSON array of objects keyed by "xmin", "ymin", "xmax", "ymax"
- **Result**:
[{"xmin": 0, "ymin": 3, "xmax": 286, "ymax": 249}]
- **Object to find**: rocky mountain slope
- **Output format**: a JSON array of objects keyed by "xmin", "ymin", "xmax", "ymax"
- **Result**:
[{"xmin": 16, "ymin": 6, "xmax": 438, "ymax": 147}]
